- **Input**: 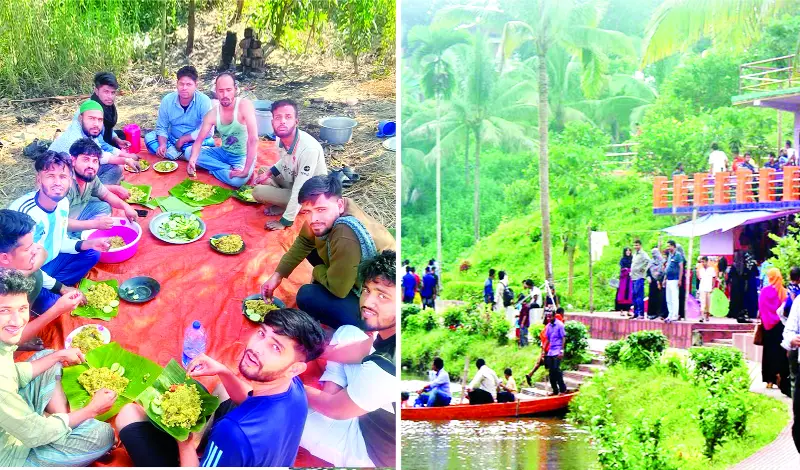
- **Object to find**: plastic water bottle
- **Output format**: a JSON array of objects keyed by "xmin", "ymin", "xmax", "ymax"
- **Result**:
[{"xmin": 182, "ymin": 320, "xmax": 207, "ymax": 368}]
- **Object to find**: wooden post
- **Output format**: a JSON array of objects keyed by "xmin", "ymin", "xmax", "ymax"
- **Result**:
[
  {"xmin": 159, "ymin": 1, "xmax": 167, "ymax": 77},
  {"xmin": 588, "ymin": 226, "xmax": 594, "ymax": 313},
  {"xmin": 778, "ymin": 110, "xmax": 783, "ymax": 153}
]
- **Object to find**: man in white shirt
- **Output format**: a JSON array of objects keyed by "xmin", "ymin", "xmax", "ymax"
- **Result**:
[
  {"xmin": 300, "ymin": 250, "xmax": 396, "ymax": 468},
  {"xmin": 786, "ymin": 140, "xmax": 797, "ymax": 164},
  {"xmin": 466, "ymin": 358, "xmax": 499, "ymax": 405},
  {"xmin": 8, "ymin": 152, "xmax": 111, "ymax": 315},
  {"xmin": 697, "ymin": 256, "xmax": 716, "ymax": 322},
  {"xmin": 250, "ymin": 100, "xmax": 327, "ymax": 231},
  {"xmin": 708, "ymin": 142, "xmax": 728, "ymax": 174}
]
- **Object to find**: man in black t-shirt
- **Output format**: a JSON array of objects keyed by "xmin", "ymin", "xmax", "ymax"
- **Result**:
[{"xmin": 300, "ymin": 250, "xmax": 396, "ymax": 467}]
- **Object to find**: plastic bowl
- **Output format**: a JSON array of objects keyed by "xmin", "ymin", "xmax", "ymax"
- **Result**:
[
  {"xmin": 81, "ymin": 218, "xmax": 142, "ymax": 264},
  {"xmin": 318, "ymin": 116, "xmax": 358, "ymax": 144},
  {"xmin": 253, "ymin": 99, "xmax": 275, "ymax": 138}
]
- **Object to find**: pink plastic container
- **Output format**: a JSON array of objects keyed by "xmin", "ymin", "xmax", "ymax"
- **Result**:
[
  {"xmin": 81, "ymin": 218, "xmax": 142, "ymax": 264},
  {"xmin": 123, "ymin": 124, "xmax": 142, "ymax": 154}
]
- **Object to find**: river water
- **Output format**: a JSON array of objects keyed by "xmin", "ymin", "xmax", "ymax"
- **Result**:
[{"xmin": 401, "ymin": 378, "xmax": 597, "ymax": 470}]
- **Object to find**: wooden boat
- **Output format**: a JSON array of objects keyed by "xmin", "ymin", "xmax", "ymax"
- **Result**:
[{"xmin": 401, "ymin": 391, "xmax": 577, "ymax": 421}]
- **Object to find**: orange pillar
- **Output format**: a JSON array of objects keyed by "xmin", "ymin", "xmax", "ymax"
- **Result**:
[
  {"xmin": 785, "ymin": 166, "xmax": 798, "ymax": 201},
  {"xmin": 735, "ymin": 171, "xmax": 750, "ymax": 203},
  {"xmin": 673, "ymin": 174, "xmax": 688, "ymax": 208},
  {"xmin": 653, "ymin": 176, "xmax": 667, "ymax": 209},
  {"xmin": 714, "ymin": 172, "xmax": 730, "ymax": 205},
  {"xmin": 759, "ymin": 167, "xmax": 774, "ymax": 202},
  {"xmin": 693, "ymin": 173, "xmax": 706, "ymax": 206}
]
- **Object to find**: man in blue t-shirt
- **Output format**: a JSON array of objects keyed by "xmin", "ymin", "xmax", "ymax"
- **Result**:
[
  {"xmin": 664, "ymin": 240, "xmax": 685, "ymax": 323},
  {"xmin": 401, "ymin": 265, "xmax": 416, "ymax": 303},
  {"xmin": 420, "ymin": 266, "xmax": 437, "ymax": 310},
  {"xmin": 484, "ymin": 269, "xmax": 496, "ymax": 311},
  {"xmin": 114, "ymin": 308, "xmax": 326, "ymax": 467}
]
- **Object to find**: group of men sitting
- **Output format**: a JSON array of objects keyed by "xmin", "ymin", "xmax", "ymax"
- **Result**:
[
  {"xmin": 0, "ymin": 66, "xmax": 397, "ymax": 467},
  {"xmin": 412, "ymin": 357, "xmax": 517, "ymax": 407}
]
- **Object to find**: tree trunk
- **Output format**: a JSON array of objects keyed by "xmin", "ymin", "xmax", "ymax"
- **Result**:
[
  {"xmin": 159, "ymin": 2, "xmax": 168, "ymax": 77},
  {"xmin": 436, "ymin": 95, "xmax": 443, "ymax": 294},
  {"xmin": 233, "ymin": 0, "xmax": 244, "ymax": 23},
  {"xmin": 538, "ymin": 46, "xmax": 553, "ymax": 284},
  {"xmin": 567, "ymin": 244, "xmax": 575, "ymax": 296},
  {"xmin": 186, "ymin": 0, "xmax": 195, "ymax": 55},
  {"xmin": 465, "ymin": 129, "xmax": 470, "ymax": 185},
  {"xmin": 473, "ymin": 127, "xmax": 482, "ymax": 241}
]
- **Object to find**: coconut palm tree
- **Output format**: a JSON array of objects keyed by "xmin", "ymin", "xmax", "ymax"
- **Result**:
[
  {"xmin": 641, "ymin": 0, "xmax": 793, "ymax": 67},
  {"xmin": 408, "ymin": 26, "xmax": 470, "ymax": 278},
  {"xmin": 496, "ymin": 0, "xmax": 635, "ymax": 283}
]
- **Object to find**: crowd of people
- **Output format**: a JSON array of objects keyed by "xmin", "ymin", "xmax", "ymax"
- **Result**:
[
  {"xmin": 0, "ymin": 68, "xmax": 397, "ymax": 467},
  {"xmin": 401, "ymin": 259, "xmax": 440, "ymax": 310}
]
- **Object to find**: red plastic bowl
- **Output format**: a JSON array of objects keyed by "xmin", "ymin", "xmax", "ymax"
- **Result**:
[{"xmin": 81, "ymin": 218, "xmax": 142, "ymax": 264}]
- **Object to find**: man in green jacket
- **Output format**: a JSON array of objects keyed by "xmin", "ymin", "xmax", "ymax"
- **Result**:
[{"xmin": 261, "ymin": 175, "xmax": 395, "ymax": 328}]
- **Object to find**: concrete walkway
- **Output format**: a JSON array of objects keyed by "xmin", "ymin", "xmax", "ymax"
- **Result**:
[{"xmin": 729, "ymin": 362, "xmax": 798, "ymax": 470}]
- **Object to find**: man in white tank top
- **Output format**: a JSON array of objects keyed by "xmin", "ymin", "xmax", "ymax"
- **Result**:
[{"xmin": 186, "ymin": 73, "xmax": 260, "ymax": 188}]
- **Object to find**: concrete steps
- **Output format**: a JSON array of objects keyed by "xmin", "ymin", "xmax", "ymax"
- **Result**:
[{"xmin": 525, "ymin": 353, "xmax": 607, "ymax": 396}]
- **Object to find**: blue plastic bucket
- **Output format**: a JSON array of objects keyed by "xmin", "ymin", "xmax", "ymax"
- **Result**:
[{"xmin": 377, "ymin": 120, "xmax": 396, "ymax": 137}]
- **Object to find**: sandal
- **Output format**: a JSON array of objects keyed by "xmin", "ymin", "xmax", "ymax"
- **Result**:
[
  {"xmin": 329, "ymin": 169, "xmax": 353, "ymax": 188},
  {"xmin": 17, "ymin": 337, "xmax": 44, "ymax": 352},
  {"xmin": 340, "ymin": 166, "xmax": 361, "ymax": 182}
]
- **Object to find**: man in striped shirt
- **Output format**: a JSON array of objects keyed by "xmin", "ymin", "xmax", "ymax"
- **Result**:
[{"xmin": 7, "ymin": 152, "xmax": 110, "ymax": 314}]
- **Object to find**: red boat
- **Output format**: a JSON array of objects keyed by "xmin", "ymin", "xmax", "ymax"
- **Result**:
[{"xmin": 401, "ymin": 392, "xmax": 577, "ymax": 421}]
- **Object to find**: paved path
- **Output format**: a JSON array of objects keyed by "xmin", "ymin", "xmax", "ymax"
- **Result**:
[{"xmin": 729, "ymin": 363, "xmax": 798, "ymax": 470}]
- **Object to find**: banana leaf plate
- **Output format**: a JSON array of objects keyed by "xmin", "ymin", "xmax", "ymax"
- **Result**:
[
  {"xmin": 169, "ymin": 178, "xmax": 232, "ymax": 207},
  {"xmin": 120, "ymin": 181, "xmax": 153, "ymax": 206},
  {"xmin": 136, "ymin": 359, "xmax": 221, "ymax": 441},
  {"xmin": 232, "ymin": 185, "xmax": 257, "ymax": 204},
  {"xmin": 73, "ymin": 278, "xmax": 119, "ymax": 321},
  {"xmin": 62, "ymin": 342, "xmax": 163, "ymax": 421}
]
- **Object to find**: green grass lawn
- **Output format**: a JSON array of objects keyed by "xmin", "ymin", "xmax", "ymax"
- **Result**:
[{"xmin": 568, "ymin": 366, "xmax": 790, "ymax": 469}]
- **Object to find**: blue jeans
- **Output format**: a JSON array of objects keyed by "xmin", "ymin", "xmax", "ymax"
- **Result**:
[
  {"xmin": 98, "ymin": 163, "xmax": 122, "ymax": 185},
  {"xmin": 144, "ymin": 130, "xmax": 215, "ymax": 161},
  {"xmin": 632, "ymin": 278, "xmax": 645, "ymax": 317},
  {"xmin": 37, "ymin": 250, "xmax": 101, "ymax": 313},
  {"xmin": 416, "ymin": 388, "xmax": 451, "ymax": 407},
  {"xmin": 68, "ymin": 200, "xmax": 112, "ymax": 238},
  {"xmin": 296, "ymin": 283, "xmax": 362, "ymax": 329},
  {"xmin": 193, "ymin": 146, "xmax": 254, "ymax": 188}
]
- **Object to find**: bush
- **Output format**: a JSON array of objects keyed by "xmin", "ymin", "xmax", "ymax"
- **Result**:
[
  {"xmin": 564, "ymin": 321, "xmax": 591, "ymax": 369},
  {"xmin": 617, "ymin": 330, "xmax": 668, "ymax": 370},
  {"xmin": 689, "ymin": 347, "xmax": 746, "ymax": 388},
  {"xmin": 404, "ymin": 308, "xmax": 438, "ymax": 332},
  {"xmin": 660, "ymin": 351, "xmax": 690, "ymax": 381},
  {"xmin": 605, "ymin": 341, "xmax": 623, "ymax": 366},
  {"xmin": 696, "ymin": 390, "xmax": 751, "ymax": 460},
  {"xmin": 530, "ymin": 323, "xmax": 545, "ymax": 348},
  {"xmin": 401, "ymin": 304, "xmax": 421, "ymax": 329},
  {"xmin": 441, "ymin": 281, "xmax": 483, "ymax": 303},
  {"xmin": 489, "ymin": 312, "xmax": 511, "ymax": 345}
]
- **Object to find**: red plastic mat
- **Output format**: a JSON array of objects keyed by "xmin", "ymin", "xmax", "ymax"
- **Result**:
[{"xmin": 29, "ymin": 140, "xmax": 331, "ymax": 467}]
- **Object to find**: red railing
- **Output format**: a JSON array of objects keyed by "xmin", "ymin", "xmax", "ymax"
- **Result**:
[{"xmin": 653, "ymin": 167, "xmax": 800, "ymax": 210}]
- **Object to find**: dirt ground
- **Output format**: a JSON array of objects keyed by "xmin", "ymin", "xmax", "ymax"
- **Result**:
[{"xmin": 0, "ymin": 8, "xmax": 396, "ymax": 227}]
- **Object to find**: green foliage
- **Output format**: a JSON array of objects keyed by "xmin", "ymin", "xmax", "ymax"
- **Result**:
[
  {"xmin": 659, "ymin": 351, "xmax": 689, "ymax": 381},
  {"xmin": 401, "ymin": 304, "xmax": 421, "ymax": 329},
  {"xmin": 769, "ymin": 225, "xmax": 800, "ymax": 280},
  {"xmin": 403, "ymin": 308, "xmax": 438, "ymax": 333},
  {"xmin": 688, "ymin": 347, "xmax": 748, "ymax": 389},
  {"xmin": 489, "ymin": 311, "xmax": 511, "ymax": 345},
  {"xmin": 663, "ymin": 53, "xmax": 740, "ymax": 112},
  {"xmin": 604, "ymin": 340, "xmax": 623, "ymax": 366},
  {"xmin": 563, "ymin": 321, "xmax": 592, "ymax": 369},
  {"xmin": 609, "ymin": 330, "xmax": 669, "ymax": 370},
  {"xmin": 696, "ymin": 390, "xmax": 751, "ymax": 460},
  {"xmin": 569, "ymin": 366, "xmax": 788, "ymax": 470}
]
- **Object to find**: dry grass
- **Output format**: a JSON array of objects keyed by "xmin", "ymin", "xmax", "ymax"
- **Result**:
[{"xmin": 0, "ymin": 8, "xmax": 396, "ymax": 226}]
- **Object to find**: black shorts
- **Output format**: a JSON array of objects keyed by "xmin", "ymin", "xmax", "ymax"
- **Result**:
[{"xmin": 119, "ymin": 399, "xmax": 238, "ymax": 467}]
